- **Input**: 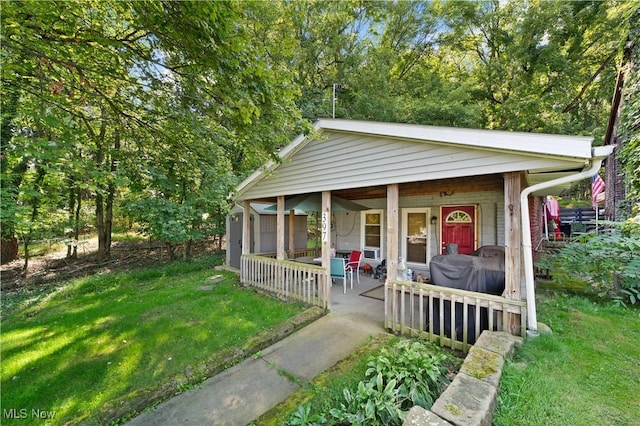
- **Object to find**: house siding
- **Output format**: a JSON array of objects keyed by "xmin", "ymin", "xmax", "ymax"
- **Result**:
[
  {"xmin": 331, "ymin": 190, "xmax": 504, "ymax": 277},
  {"xmin": 239, "ymin": 132, "xmax": 583, "ymax": 200}
]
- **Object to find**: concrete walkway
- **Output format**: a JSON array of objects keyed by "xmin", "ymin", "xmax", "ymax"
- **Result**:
[{"xmin": 127, "ymin": 277, "xmax": 386, "ymax": 426}]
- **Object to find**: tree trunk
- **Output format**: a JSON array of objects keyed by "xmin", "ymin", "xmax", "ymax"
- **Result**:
[
  {"xmin": 94, "ymin": 108, "xmax": 113, "ymax": 260},
  {"xmin": 1, "ymin": 237, "xmax": 19, "ymax": 264},
  {"xmin": 166, "ymin": 242, "xmax": 176, "ymax": 260},
  {"xmin": 185, "ymin": 239, "xmax": 193, "ymax": 260},
  {"xmin": 22, "ymin": 237, "xmax": 30, "ymax": 276},
  {"xmin": 0, "ymin": 89, "xmax": 21, "ymax": 264},
  {"xmin": 73, "ymin": 187, "xmax": 81, "ymax": 258},
  {"xmin": 1, "ymin": 157, "xmax": 29, "ymax": 264},
  {"xmin": 96, "ymin": 191, "xmax": 107, "ymax": 258},
  {"xmin": 22, "ymin": 166, "xmax": 47, "ymax": 273},
  {"xmin": 102, "ymin": 130, "xmax": 120, "ymax": 259},
  {"xmin": 67, "ymin": 179, "xmax": 76, "ymax": 258},
  {"xmin": 104, "ymin": 189, "xmax": 113, "ymax": 257}
]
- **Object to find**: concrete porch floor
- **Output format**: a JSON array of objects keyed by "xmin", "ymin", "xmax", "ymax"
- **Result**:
[{"xmin": 327, "ymin": 272, "xmax": 386, "ymax": 329}]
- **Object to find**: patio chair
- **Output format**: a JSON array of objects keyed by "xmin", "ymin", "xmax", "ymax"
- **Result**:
[
  {"xmin": 330, "ymin": 257, "xmax": 352, "ymax": 294},
  {"xmin": 346, "ymin": 250, "xmax": 363, "ymax": 284}
]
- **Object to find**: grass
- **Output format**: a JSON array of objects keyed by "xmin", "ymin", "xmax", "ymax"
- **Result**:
[
  {"xmin": 1, "ymin": 256, "xmax": 306, "ymax": 425},
  {"xmin": 17, "ymin": 239, "xmax": 67, "ymax": 259},
  {"xmin": 494, "ymin": 289, "xmax": 640, "ymax": 426}
]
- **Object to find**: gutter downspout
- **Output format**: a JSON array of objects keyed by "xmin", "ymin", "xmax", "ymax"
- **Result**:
[{"xmin": 521, "ymin": 146, "xmax": 614, "ymax": 336}]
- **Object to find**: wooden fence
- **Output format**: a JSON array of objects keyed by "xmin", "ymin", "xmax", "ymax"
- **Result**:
[
  {"xmin": 241, "ymin": 254, "xmax": 328, "ymax": 308},
  {"xmin": 385, "ymin": 281, "xmax": 527, "ymax": 352}
]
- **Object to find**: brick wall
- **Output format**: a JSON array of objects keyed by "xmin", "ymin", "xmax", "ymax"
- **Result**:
[{"xmin": 529, "ymin": 196, "xmax": 545, "ymax": 261}]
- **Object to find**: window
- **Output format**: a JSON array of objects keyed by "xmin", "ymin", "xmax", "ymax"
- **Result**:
[
  {"xmin": 361, "ymin": 210, "xmax": 383, "ymax": 259},
  {"xmin": 402, "ymin": 208, "xmax": 432, "ymax": 265},
  {"xmin": 446, "ymin": 210, "xmax": 472, "ymax": 223}
]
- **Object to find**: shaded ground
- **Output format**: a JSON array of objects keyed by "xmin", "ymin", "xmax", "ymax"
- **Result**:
[{"xmin": 0, "ymin": 237, "xmax": 222, "ymax": 312}]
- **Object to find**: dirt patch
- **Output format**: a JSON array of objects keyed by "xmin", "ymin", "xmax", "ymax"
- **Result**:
[{"xmin": 0, "ymin": 237, "xmax": 221, "ymax": 294}]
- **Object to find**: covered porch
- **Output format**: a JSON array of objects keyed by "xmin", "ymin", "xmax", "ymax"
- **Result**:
[
  {"xmin": 238, "ymin": 173, "xmax": 529, "ymax": 353},
  {"xmin": 240, "ymin": 250, "xmax": 525, "ymax": 353}
]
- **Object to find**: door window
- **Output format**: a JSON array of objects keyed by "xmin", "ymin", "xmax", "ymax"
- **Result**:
[{"xmin": 402, "ymin": 208, "xmax": 431, "ymax": 264}]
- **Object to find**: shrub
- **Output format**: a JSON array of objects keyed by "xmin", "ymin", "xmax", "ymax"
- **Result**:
[
  {"xmin": 547, "ymin": 217, "xmax": 640, "ymax": 306},
  {"xmin": 364, "ymin": 339, "xmax": 446, "ymax": 410},
  {"xmin": 329, "ymin": 374, "xmax": 404, "ymax": 426},
  {"xmin": 287, "ymin": 339, "xmax": 448, "ymax": 426}
]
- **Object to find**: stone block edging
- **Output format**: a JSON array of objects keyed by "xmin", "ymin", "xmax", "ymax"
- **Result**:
[{"xmin": 404, "ymin": 331, "xmax": 523, "ymax": 426}]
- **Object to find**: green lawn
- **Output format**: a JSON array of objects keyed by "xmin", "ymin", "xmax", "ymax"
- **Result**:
[
  {"xmin": 1, "ymin": 256, "xmax": 306, "ymax": 425},
  {"xmin": 494, "ymin": 289, "xmax": 640, "ymax": 425}
]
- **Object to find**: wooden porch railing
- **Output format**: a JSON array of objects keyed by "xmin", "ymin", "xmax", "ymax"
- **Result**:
[
  {"xmin": 258, "ymin": 248, "xmax": 318, "ymax": 260},
  {"xmin": 385, "ymin": 281, "xmax": 527, "ymax": 353},
  {"xmin": 241, "ymin": 254, "xmax": 328, "ymax": 308}
]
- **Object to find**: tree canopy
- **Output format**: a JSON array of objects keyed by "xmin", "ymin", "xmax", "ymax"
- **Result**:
[
  {"xmin": 1, "ymin": 0, "xmax": 306, "ymax": 263},
  {"xmin": 1, "ymin": 0, "xmax": 636, "ymax": 266}
]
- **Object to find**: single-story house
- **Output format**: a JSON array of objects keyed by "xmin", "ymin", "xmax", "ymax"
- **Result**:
[{"xmin": 229, "ymin": 119, "xmax": 612, "ymax": 348}]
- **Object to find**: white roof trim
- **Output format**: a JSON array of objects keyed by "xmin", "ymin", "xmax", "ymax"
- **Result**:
[{"xmin": 317, "ymin": 119, "xmax": 594, "ymax": 159}]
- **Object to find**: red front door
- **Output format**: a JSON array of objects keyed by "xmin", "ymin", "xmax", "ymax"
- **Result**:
[{"xmin": 441, "ymin": 205, "xmax": 476, "ymax": 254}]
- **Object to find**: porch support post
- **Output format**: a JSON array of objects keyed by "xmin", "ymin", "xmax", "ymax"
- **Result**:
[
  {"xmin": 504, "ymin": 172, "xmax": 522, "ymax": 334},
  {"xmin": 289, "ymin": 209, "xmax": 296, "ymax": 258},
  {"xmin": 276, "ymin": 196, "xmax": 285, "ymax": 260},
  {"xmin": 386, "ymin": 184, "xmax": 399, "ymax": 330},
  {"xmin": 503, "ymin": 172, "xmax": 522, "ymax": 300},
  {"xmin": 321, "ymin": 191, "xmax": 332, "ymax": 307},
  {"xmin": 386, "ymin": 184, "xmax": 399, "ymax": 281},
  {"xmin": 242, "ymin": 200, "xmax": 251, "ymax": 255}
]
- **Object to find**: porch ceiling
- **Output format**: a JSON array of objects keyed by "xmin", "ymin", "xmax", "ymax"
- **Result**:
[
  {"xmin": 248, "ymin": 175, "xmax": 506, "ymax": 204},
  {"xmin": 241, "ymin": 170, "xmax": 581, "ymax": 203}
]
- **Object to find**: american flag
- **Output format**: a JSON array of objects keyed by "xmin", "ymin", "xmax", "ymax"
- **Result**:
[{"xmin": 591, "ymin": 174, "xmax": 605, "ymax": 208}]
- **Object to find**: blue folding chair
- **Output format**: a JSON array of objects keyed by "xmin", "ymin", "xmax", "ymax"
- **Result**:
[{"xmin": 330, "ymin": 257, "xmax": 352, "ymax": 294}]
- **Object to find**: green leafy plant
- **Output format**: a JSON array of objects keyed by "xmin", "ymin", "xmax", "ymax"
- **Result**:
[
  {"xmin": 329, "ymin": 374, "xmax": 404, "ymax": 426},
  {"xmin": 364, "ymin": 339, "xmax": 446, "ymax": 409},
  {"xmin": 285, "ymin": 338, "xmax": 449, "ymax": 426},
  {"xmin": 546, "ymin": 218, "xmax": 640, "ymax": 305},
  {"xmin": 287, "ymin": 404, "xmax": 327, "ymax": 426}
]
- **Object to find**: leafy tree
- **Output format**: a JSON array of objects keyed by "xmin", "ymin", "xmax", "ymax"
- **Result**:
[
  {"xmin": 433, "ymin": 0, "xmax": 629, "ymax": 135},
  {"xmin": 1, "ymin": 0, "xmax": 306, "ymax": 264},
  {"xmin": 618, "ymin": 5, "xmax": 640, "ymax": 215},
  {"xmin": 280, "ymin": 0, "xmax": 383, "ymax": 119}
]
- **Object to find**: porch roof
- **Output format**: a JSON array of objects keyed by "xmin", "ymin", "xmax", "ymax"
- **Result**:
[{"xmin": 234, "ymin": 119, "xmax": 602, "ymax": 201}]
